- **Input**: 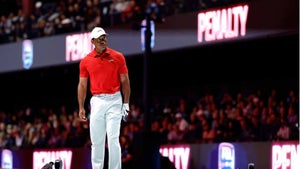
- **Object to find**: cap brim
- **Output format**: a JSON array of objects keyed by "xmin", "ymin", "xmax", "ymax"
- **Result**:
[{"xmin": 91, "ymin": 33, "xmax": 108, "ymax": 39}]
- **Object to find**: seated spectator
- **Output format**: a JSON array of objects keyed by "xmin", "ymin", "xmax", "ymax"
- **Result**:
[
  {"xmin": 43, "ymin": 21, "xmax": 55, "ymax": 36},
  {"xmin": 286, "ymin": 105, "xmax": 298, "ymax": 129},
  {"xmin": 238, "ymin": 118, "xmax": 255, "ymax": 142},
  {"xmin": 276, "ymin": 119, "xmax": 291, "ymax": 140},
  {"xmin": 174, "ymin": 112, "xmax": 189, "ymax": 132},
  {"xmin": 167, "ymin": 124, "xmax": 184, "ymax": 144},
  {"xmin": 110, "ymin": 0, "xmax": 136, "ymax": 23},
  {"xmin": 202, "ymin": 120, "xmax": 216, "ymax": 143},
  {"xmin": 120, "ymin": 135, "xmax": 134, "ymax": 169}
]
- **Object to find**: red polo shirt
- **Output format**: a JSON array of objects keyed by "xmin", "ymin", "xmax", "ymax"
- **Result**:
[{"xmin": 79, "ymin": 47, "xmax": 128, "ymax": 95}]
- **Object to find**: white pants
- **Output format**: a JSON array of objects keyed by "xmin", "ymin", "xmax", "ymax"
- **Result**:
[{"xmin": 89, "ymin": 91, "xmax": 122, "ymax": 169}]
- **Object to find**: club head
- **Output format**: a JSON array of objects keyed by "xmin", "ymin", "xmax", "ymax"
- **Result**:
[
  {"xmin": 54, "ymin": 159, "xmax": 63, "ymax": 169},
  {"xmin": 248, "ymin": 163, "xmax": 254, "ymax": 169}
]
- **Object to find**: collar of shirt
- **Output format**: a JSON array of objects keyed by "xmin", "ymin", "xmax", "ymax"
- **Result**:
[{"xmin": 92, "ymin": 48, "xmax": 111, "ymax": 59}]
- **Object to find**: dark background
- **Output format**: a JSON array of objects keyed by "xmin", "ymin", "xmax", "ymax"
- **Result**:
[{"xmin": 0, "ymin": 32, "xmax": 298, "ymax": 111}]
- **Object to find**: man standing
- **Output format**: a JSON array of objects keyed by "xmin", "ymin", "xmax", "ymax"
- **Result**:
[{"xmin": 77, "ymin": 27, "xmax": 131, "ymax": 169}]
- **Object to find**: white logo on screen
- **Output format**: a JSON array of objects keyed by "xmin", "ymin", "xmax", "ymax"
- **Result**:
[
  {"xmin": 22, "ymin": 39, "xmax": 34, "ymax": 69},
  {"xmin": 218, "ymin": 142, "xmax": 235, "ymax": 169},
  {"xmin": 1, "ymin": 149, "xmax": 13, "ymax": 169}
]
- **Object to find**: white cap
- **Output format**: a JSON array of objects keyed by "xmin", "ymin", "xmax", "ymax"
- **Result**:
[{"xmin": 90, "ymin": 27, "xmax": 107, "ymax": 39}]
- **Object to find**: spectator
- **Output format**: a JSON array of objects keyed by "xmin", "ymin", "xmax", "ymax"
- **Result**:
[
  {"xmin": 202, "ymin": 119, "xmax": 216, "ymax": 143},
  {"xmin": 167, "ymin": 123, "xmax": 184, "ymax": 144},
  {"xmin": 120, "ymin": 135, "xmax": 134, "ymax": 169},
  {"xmin": 276, "ymin": 119, "xmax": 291, "ymax": 140}
]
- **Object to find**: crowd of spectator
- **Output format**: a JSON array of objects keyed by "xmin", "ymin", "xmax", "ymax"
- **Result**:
[
  {"xmin": 0, "ymin": 87, "xmax": 298, "ymax": 151},
  {"xmin": 0, "ymin": 0, "xmax": 248, "ymax": 44}
]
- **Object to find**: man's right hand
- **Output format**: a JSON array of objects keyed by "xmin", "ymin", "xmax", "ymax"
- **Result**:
[{"xmin": 79, "ymin": 109, "xmax": 87, "ymax": 121}]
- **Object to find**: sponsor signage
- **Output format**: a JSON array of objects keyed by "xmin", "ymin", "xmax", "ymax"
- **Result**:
[{"xmin": 0, "ymin": 0, "xmax": 297, "ymax": 73}]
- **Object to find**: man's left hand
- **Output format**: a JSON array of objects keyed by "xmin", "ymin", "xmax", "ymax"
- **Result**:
[{"xmin": 122, "ymin": 103, "xmax": 129, "ymax": 122}]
